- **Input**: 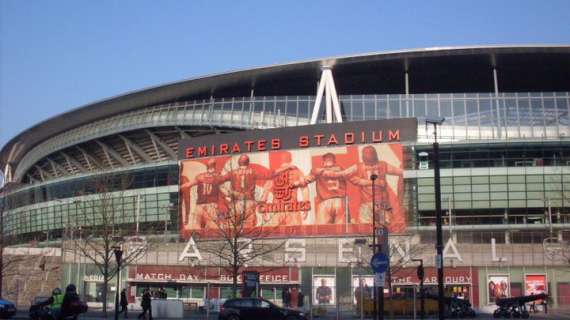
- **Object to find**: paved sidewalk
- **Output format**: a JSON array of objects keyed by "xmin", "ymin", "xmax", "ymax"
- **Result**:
[{"xmin": 13, "ymin": 308, "xmax": 570, "ymax": 319}]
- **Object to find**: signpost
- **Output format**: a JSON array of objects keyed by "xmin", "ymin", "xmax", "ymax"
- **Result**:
[
  {"xmin": 242, "ymin": 271, "xmax": 260, "ymax": 297},
  {"xmin": 370, "ymin": 252, "xmax": 389, "ymax": 274},
  {"xmin": 371, "ymin": 252, "xmax": 389, "ymax": 320}
]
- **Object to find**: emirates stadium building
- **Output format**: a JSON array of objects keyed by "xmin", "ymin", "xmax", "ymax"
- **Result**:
[{"xmin": 1, "ymin": 45, "xmax": 570, "ymax": 311}]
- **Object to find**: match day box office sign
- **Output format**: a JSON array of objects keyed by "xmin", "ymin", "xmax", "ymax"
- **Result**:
[
  {"xmin": 128, "ymin": 265, "xmax": 300, "ymax": 285},
  {"xmin": 178, "ymin": 119, "xmax": 417, "ymax": 239}
]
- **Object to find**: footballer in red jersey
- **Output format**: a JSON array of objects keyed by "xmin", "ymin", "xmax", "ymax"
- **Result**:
[
  {"xmin": 220, "ymin": 154, "xmax": 273, "ymax": 228},
  {"xmin": 296, "ymin": 152, "xmax": 348, "ymax": 225},
  {"xmin": 180, "ymin": 159, "xmax": 224, "ymax": 229},
  {"xmin": 346, "ymin": 145, "xmax": 403, "ymax": 224}
]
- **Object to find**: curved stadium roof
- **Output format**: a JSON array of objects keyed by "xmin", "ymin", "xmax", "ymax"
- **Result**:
[{"xmin": 2, "ymin": 45, "xmax": 570, "ymax": 177}]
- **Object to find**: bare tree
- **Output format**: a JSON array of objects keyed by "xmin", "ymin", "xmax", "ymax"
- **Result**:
[
  {"xmin": 200, "ymin": 200, "xmax": 285, "ymax": 298},
  {"xmin": 0, "ymin": 190, "xmax": 25, "ymax": 298},
  {"xmin": 0, "ymin": 192, "xmax": 9, "ymax": 298},
  {"xmin": 192, "ymin": 157, "xmax": 286, "ymax": 298},
  {"xmin": 69, "ymin": 174, "xmax": 159, "ymax": 316}
]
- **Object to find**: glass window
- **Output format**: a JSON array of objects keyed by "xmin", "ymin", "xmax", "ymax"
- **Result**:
[
  {"xmin": 490, "ymin": 184, "xmax": 507, "ymax": 192},
  {"xmin": 454, "ymin": 185, "xmax": 471, "ymax": 192},
  {"xmin": 471, "ymin": 176, "xmax": 489, "ymax": 184},
  {"xmin": 518, "ymin": 99, "xmax": 531, "ymax": 125},
  {"xmin": 418, "ymin": 186, "xmax": 435, "ymax": 194},
  {"xmin": 165, "ymin": 286, "xmax": 177, "ymax": 298},
  {"xmin": 508, "ymin": 176, "xmax": 525, "ymax": 183},
  {"xmin": 453, "ymin": 177, "xmax": 470, "ymax": 185},
  {"xmin": 417, "ymin": 178, "xmax": 434, "ymax": 186},
  {"xmin": 526, "ymin": 191, "xmax": 544, "ymax": 200},
  {"xmin": 490, "ymin": 192, "xmax": 508, "ymax": 201},
  {"xmin": 261, "ymin": 289, "xmax": 274, "ymax": 299},
  {"xmin": 526, "ymin": 175, "xmax": 544, "ymax": 183},
  {"xmin": 220, "ymin": 287, "xmax": 234, "ymax": 299},
  {"xmin": 352, "ymin": 101, "xmax": 364, "ymax": 121},
  {"xmin": 388, "ymin": 98, "xmax": 401, "ymax": 118},
  {"xmin": 527, "ymin": 183, "xmax": 544, "ymax": 191},
  {"xmin": 377, "ymin": 99, "xmax": 388, "ymax": 119},
  {"xmin": 413, "ymin": 99, "xmax": 426, "ymax": 117},
  {"xmin": 454, "ymin": 193, "xmax": 471, "ymax": 201},
  {"xmin": 254, "ymin": 101, "xmax": 264, "ymax": 113},
  {"xmin": 191, "ymin": 287, "xmax": 204, "ymax": 299},
  {"xmin": 453, "ymin": 100, "xmax": 465, "ymax": 116},
  {"xmin": 466, "ymin": 100, "xmax": 478, "ymax": 121},
  {"xmin": 479, "ymin": 99, "xmax": 493, "ymax": 125},
  {"xmin": 426, "ymin": 99, "xmax": 438, "ymax": 117},
  {"xmin": 472, "ymin": 193, "xmax": 490, "ymax": 200},
  {"xmin": 222, "ymin": 101, "xmax": 232, "ymax": 111},
  {"xmin": 508, "ymin": 184, "xmax": 525, "ymax": 192},
  {"xmin": 508, "ymin": 192, "xmax": 526, "ymax": 200},
  {"xmin": 490, "ymin": 176, "xmax": 507, "ymax": 183},
  {"xmin": 275, "ymin": 101, "xmax": 285, "ymax": 116},
  {"xmin": 286, "ymin": 100, "xmax": 297, "ymax": 117},
  {"xmin": 545, "ymin": 184, "xmax": 563, "ymax": 191},
  {"xmin": 472, "ymin": 184, "xmax": 489, "ymax": 192},
  {"xmin": 440, "ymin": 100, "xmax": 452, "ymax": 119},
  {"xmin": 472, "ymin": 201, "xmax": 490, "ymax": 208},
  {"xmin": 364, "ymin": 100, "xmax": 375, "ymax": 119},
  {"xmin": 508, "ymin": 199, "xmax": 526, "ymax": 208}
]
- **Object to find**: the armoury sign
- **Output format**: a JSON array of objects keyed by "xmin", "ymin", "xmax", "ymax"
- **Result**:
[
  {"xmin": 178, "ymin": 119, "xmax": 417, "ymax": 238},
  {"xmin": 391, "ymin": 267, "xmax": 476, "ymax": 286}
]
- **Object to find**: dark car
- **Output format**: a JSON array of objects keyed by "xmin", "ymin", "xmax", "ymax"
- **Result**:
[
  {"xmin": 219, "ymin": 298, "xmax": 307, "ymax": 320},
  {"xmin": 0, "ymin": 298, "xmax": 17, "ymax": 318}
]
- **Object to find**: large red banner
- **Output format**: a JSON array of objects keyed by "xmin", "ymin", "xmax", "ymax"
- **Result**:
[{"xmin": 180, "ymin": 143, "xmax": 405, "ymax": 238}]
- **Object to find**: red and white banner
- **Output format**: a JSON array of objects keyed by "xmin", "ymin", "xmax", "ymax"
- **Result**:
[
  {"xmin": 525, "ymin": 274, "xmax": 547, "ymax": 299},
  {"xmin": 180, "ymin": 144, "xmax": 405, "ymax": 238}
]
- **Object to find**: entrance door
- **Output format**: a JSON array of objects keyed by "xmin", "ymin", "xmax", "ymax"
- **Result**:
[{"xmin": 557, "ymin": 283, "xmax": 570, "ymax": 305}]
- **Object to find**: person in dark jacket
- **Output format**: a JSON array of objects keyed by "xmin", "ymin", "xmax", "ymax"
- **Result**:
[
  {"xmin": 298, "ymin": 290, "xmax": 305, "ymax": 308},
  {"xmin": 119, "ymin": 289, "xmax": 129, "ymax": 318},
  {"xmin": 60, "ymin": 284, "xmax": 81, "ymax": 319},
  {"xmin": 281, "ymin": 287, "xmax": 289, "ymax": 307},
  {"xmin": 138, "ymin": 289, "xmax": 152, "ymax": 320}
]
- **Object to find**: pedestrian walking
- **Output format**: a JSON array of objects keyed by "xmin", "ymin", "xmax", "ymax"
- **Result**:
[
  {"xmin": 119, "ymin": 289, "xmax": 129, "ymax": 318},
  {"xmin": 281, "ymin": 287, "xmax": 288, "ymax": 307},
  {"xmin": 138, "ymin": 289, "xmax": 152, "ymax": 320}
]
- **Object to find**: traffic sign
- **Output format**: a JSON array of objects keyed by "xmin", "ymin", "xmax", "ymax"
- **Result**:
[
  {"xmin": 374, "ymin": 272, "xmax": 386, "ymax": 287},
  {"xmin": 370, "ymin": 252, "xmax": 389, "ymax": 273}
]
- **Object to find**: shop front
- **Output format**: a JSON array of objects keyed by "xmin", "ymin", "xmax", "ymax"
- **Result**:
[
  {"xmin": 391, "ymin": 267, "xmax": 479, "ymax": 307},
  {"xmin": 478, "ymin": 266, "xmax": 570, "ymax": 309},
  {"xmin": 127, "ymin": 265, "xmax": 300, "ymax": 307}
]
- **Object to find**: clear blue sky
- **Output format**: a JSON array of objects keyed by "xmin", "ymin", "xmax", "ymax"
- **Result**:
[{"xmin": 1, "ymin": 0, "xmax": 569, "ymax": 148}]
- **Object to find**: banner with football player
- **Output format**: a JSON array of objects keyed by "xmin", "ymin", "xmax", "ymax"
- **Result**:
[{"xmin": 179, "ymin": 143, "xmax": 405, "ymax": 238}]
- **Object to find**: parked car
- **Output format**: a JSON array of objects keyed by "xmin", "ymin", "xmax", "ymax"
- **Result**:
[
  {"xmin": 0, "ymin": 298, "xmax": 17, "ymax": 318},
  {"xmin": 219, "ymin": 298, "xmax": 307, "ymax": 320}
]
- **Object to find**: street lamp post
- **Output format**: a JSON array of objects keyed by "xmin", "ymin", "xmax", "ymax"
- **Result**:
[
  {"xmin": 411, "ymin": 259, "xmax": 425, "ymax": 320},
  {"xmin": 354, "ymin": 239, "xmax": 367, "ymax": 320},
  {"xmin": 426, "ymin": 117, "xmax": 445, "ymax": 320},
  {"xmin": 370, "ymin": 174, "xmax": 383, "ymax": 320},
  {"xmin": 113, "ymin": 246, "xmax": 124, "ymax": 320}
]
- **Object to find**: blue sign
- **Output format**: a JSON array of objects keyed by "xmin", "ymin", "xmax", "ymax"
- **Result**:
[{"xmin": 370, "ymin": 252, "xmax": 389, "ymax": 273}]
